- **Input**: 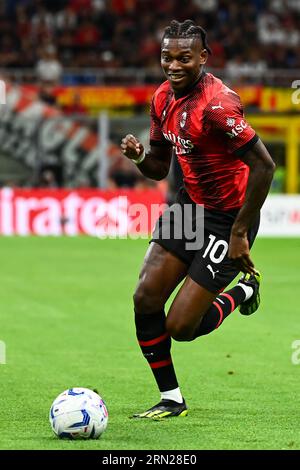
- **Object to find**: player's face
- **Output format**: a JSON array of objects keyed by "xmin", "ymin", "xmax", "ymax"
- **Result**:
[{"xmin": 161, "ymin": 38, "xmax": 208, "ymax": 93}]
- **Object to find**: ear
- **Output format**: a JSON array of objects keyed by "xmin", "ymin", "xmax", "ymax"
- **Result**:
[{"xmin": 199, "ymin": 49, "xmax": 208, "ymax": 65}]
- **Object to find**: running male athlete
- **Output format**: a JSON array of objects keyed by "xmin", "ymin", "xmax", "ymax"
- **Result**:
[{"xmin": 121, "ymin": 20, "xmax": 275, "ymax": 419}]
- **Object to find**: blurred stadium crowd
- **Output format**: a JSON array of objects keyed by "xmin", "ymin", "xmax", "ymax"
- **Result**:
[
  {"xmin": 1, "ymin": 0, "xmax": 300, "ymax": 84},
  {"xmin": 0, "ymin": 0, "xmax": 297, "ymax": 192}
]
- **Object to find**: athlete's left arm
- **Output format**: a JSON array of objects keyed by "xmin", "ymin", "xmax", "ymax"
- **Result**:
[{"xmin": 228, "ymin": 139, "xmax": 275, "ymax": 274}]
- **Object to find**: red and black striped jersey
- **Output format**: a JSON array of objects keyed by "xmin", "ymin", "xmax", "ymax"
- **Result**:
[{"xmin": 150, "ymin": 72, "xmax": 258, "ymax": 210}]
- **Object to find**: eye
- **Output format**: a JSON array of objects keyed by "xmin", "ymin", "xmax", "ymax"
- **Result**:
[
  {"xmin": 181, "ymin": 57, "xmax": 191, "ymax": 63},
  {"xmin": 161, "ymin": 56, "xmax": 171, "ymax": 62}
]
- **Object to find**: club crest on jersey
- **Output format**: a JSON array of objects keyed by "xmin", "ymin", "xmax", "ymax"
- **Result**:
[
  {"xmin": 226, "ymin": 119, "xmax": 248, "ymax": 138},
  {"xmin": 163, "ymin": 130, "xmax": 194, "ymax": 155},
  {"xmin": 180, "ymin": 112, "xmax": 187, "ymax": 128}
]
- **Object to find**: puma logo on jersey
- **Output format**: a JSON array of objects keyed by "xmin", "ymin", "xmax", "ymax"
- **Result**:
[
  {"xmin": 207, "ymin": 264, "xmax": 219, "ymax": 279},
  {"xmin": 180, "ymin": 112, "xmax": 187, "ymax": 128},
  {"xmin": 211, "ymin": 101, "xmax": 224, "ymax": 110}
]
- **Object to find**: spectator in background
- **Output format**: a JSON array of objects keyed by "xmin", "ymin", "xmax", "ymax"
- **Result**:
[
  {"xmin": 108, "ymin": 156, "xmax": 140, "ymax": 189},
  {"xmin": 74, "ymin": 17, "xmax": 100, "ymax": 49},
  {"xmin": 55, "ymin": 4, "xmax": 77, "ymax": 30},
  {"xmin": 36, "ymin": 44, "xmax": 63, "ymax": 84},
  {"xmin": 3, "ymin": 0, "xmax": 300, "ymax": 81},
  {"xmin": 62, "ymin": 91, "xmax": 87, "ymax": 115},
  {"xmin": 31, "ymin": 3, "xmax": 55, "ymax": 30},
  {"xmin": 0, "ymin": 34, "xmax": 20, "ymax": 68},
  {"xmin": 38, "ymin": 166, "xmax": 60, "ymax": 188},
  {"xmin": 192, "ymin": 0, "xmax": 217, "ymax": 12},
  {"xmin": 38, "ymin": 82, "xmax": 57, "ymax": 105},
  {"xmin": 225, "ymin": 50, "xmax": 268, "ymax": 84},
  {"xmin": 68, "ymin": 0, "xmax": 92, "ymax": 14},
  {"xmin": 110, "ymin": 0, "xmax": 137, "ymax": 15}
]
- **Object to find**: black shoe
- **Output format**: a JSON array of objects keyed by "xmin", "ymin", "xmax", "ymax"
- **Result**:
[
  {"xmin": 238, "ymin": 271, "xmax": 261, "ymax": 316},
  {"xmin": 131, "ymin": 399, "xmax": 188, "ymax": 420}
]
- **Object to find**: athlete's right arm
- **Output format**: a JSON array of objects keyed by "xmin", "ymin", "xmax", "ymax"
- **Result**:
[{"xmin": 121, "ymin": 134, "xmax": 172, "ymax": 181}]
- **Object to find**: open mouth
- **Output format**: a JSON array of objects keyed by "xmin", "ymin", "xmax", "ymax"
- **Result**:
[{"xmin": 168, "ymin": 74, "xmax": 185, "ymax": 82}]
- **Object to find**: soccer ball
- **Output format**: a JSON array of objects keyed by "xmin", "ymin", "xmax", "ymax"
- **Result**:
[{"xmin": 49, "ymin": 387, "xmax": 108, "ymax": 439}]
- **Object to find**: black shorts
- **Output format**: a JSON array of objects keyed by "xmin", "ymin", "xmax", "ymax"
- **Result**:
[{"xmin": 151, "ymin": 188, "xmax": 260, "ymax": 293}]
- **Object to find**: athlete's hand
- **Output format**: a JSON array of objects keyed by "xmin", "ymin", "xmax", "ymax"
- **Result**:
[
  {"xmin": 121, "ymin": 134, "xmax": 144, "ymax": 161},
  {"xmin": 228, "ymin": 233, "xmax": 256, "ymax": 275}
]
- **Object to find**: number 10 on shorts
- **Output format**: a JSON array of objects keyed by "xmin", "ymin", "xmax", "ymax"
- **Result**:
[{"xmin": 203, "ymin": 234, "xmax": 228, "ymax": 263}]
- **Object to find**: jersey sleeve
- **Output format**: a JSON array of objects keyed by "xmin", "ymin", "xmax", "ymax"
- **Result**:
[
  {"xmin": 204, "ymin": 90, "xmax": 258, "ymax": 156},
  {"xmin": 150, "ymin": 95, "xmax": 172, "ymax": 147}
]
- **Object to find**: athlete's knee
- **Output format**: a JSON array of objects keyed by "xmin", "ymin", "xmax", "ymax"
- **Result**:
[
  {"xmin": 133, "ymin": 282, "xmax": 164, "ymax": 314},
  {"xmin": 165, "ymin": 316, "xmax": 194, "ymax": 342}
]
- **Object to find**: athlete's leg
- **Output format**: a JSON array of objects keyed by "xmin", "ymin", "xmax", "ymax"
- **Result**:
[
  {"xmin": 166, "ymin": 276, "xmax": 216, "ymax": 341},
  {"xmin": 134, "ymin": 242, "xmax": 187, "ymax": 315},
  {"xmin": 166, "ymin": 273, "xmax": 260, "ymax": 342},
  {"xmin": 166, "ymin": 212, "xmax": 262, "ymax": 342},
  {"xmin": 133, "ymin": 241, "xmax": 188, "ymax": 407}
]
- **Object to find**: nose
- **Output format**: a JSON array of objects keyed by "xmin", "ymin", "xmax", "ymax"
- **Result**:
[{"xmin": 168, "ymin": 60, "xmax": 181, "ymax": 71}]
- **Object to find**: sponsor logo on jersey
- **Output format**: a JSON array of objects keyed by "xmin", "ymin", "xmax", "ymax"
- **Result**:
[
  {"xmin": 226, "ymin": 119, "xmax": 248, "ymax": 138},
  {"xmin": 163, "ymin": 130, "xmax": 194, "ymax": 155},
  {"xmin": 226, "ymin": 117, "xmax": 235, "ymax": 127}
]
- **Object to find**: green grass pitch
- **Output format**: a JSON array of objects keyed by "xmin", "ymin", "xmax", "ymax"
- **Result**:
[{"xmin": 0, "ymin": 236, "xmax": 300, "ymax": 450}]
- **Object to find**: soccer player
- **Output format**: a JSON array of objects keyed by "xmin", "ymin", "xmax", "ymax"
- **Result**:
[{"xmin": 121, "ymin": 20, "xmax": 275, "ymax": 419}]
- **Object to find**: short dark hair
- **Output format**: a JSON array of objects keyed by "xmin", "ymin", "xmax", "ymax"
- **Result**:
[{"xmin": 162, "ymin": 19, "xmax": 212, "ymax": 55}]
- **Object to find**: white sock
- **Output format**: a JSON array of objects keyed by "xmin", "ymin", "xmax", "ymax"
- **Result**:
[
  {"xmin": 237, "ymin": 283, "xmax": 253, "ymax": 301},
  {"xmin": 161, "ymin": 387, "xmax": 183, "ymax": 404}
]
